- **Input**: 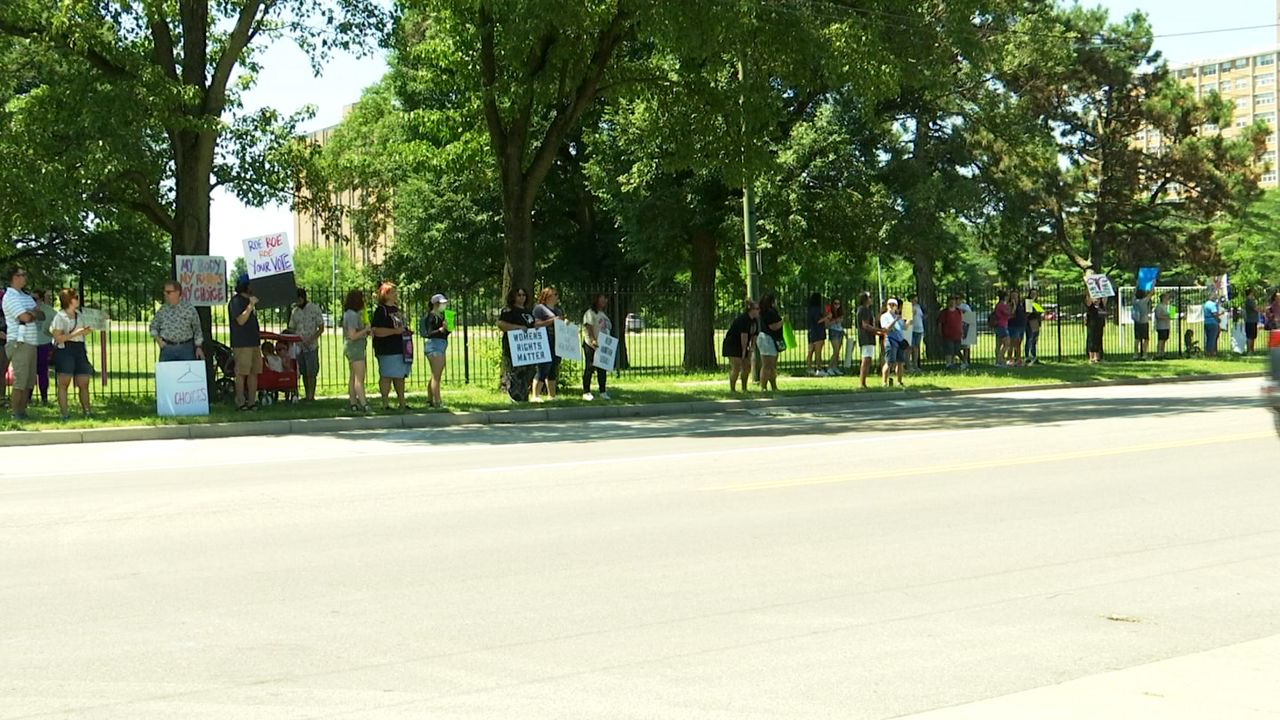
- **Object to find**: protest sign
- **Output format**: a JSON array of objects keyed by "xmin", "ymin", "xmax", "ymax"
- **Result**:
[
  {"xmin": 1212, "ymin": 274, "xmax": 1230, "ymax": 301},
  {"xmin": 593, "ymin": 333, "xmax": 619, "ymax": 371},
  {"xmin": 155, "ymin": 361, "xmax": 209, "ymax": 417},
  {"xmin": 175, "ymin": 255, "xmax": 227, "ymax": 306},
  {"xmin": 240, "ymin": 232, "xmax": 297, "ymax": 308},
  {"xmin": 1188, "ymin": 304, "xmax": 1204, "ymax": 324},
  {"xmin": 79, "ymin": 308, "xmax": 109, "ymax": 331},
  {"xmin": 961, "ymin": 308, "xmax": 977, "ymax": 347},
  {"xmin": 1137, "ymin": 267, "xmax": 1160, "ymax": 292},
  {"xmin": 902, "ymin": 301, "xmax": 914, "ymax": 327},
  {"xmin": 510, "ymin": 327, "xmax": 552, "ymax": 367},
  {"xmin": 554, "ymin": 318, "xmax": 582, "ymax": 361},
  {"xmin": 1085, "ymin": 275, "xmax": 1115, "ymax": 299}
]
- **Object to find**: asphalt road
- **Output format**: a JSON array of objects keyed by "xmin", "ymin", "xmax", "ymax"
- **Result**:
[{"xmin": 2, "ymin": 378, "xmax": 1278, "ymax": 719}]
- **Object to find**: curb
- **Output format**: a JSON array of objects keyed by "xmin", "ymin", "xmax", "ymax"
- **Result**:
[{"xmin": 2, "ymin": 371, "xmax": 1263, "ymax": 448}]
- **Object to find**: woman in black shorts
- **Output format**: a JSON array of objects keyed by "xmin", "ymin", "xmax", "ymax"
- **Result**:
[{"xmin": 723, "ymin": 300, "xmax": 760, "ymax": 393}]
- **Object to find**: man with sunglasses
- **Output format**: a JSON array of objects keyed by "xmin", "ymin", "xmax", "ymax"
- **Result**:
[
  {"xmin": 150, "ymin": 281, "xmax": 205, "ymax": 362},
  {"xmin": 3, "ymin": 266, "xmax": 45, "ymax": 420}
]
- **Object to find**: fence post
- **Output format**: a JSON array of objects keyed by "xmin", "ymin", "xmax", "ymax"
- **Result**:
[
  {"xmin": 1056, "ymin": 283, "xmax": 1063, "ymax": 362},
  {"xmin": 462, "ymin": 291, "xmax": 471, "ymax": 385},
  {"xmin": 1177, "ymin": 285, "xmax": 1184, "ymax": 357}
]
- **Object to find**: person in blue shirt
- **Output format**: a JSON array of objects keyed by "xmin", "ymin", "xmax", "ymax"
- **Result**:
[{"xmin": 1203, "ymin": 296, "xmax": 1223, "ymax": 357}]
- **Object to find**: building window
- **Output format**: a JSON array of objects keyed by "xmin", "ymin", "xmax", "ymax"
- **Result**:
[
  {"xmin": 1259, "ymin": 74, "xmax": 1276, "ymax": 87},
  {"xmin": 1237, "ymin": 78, "xmax": 1249, "ymax": 89},
  {"xmin": 1203, "ymin": 65, "xmax": 1217, "ymax": 75},
  {"xmin": 1221, "ymin": 62, "xmax": 1233, "ymax": 72},
  {"xmin": 1264, "ymin": 150, "xmax": 1277, "ymax": 163},
  {"xmin": 1263, "ymin": 173, "xmax": 1278, "ymax": 183},
  {"xmin": 1259, "ymin": 54, "xmax": 1276, "ymax": 66},
  {"xmin": 1236, "ymin": 58, "xmax": 1249, "ymax": 69},
  {"xmin": 1238, "ymin": 97, "xmax": 1249, "ymax": 108},
  {"xmin": 1237, "ymin": 118, "xmax": 1250, "ymax": 127},
  {"xmin": 1205, "ymin": 122, "xmax": 1219, "ymax": 131},
  {"xmin": 1258, "ymin": 111, "xmax": 1276, "ymax": 123},
  {"xmin": 1258, "ymin": 93, "xmax": 1276, "ymax": 106}
]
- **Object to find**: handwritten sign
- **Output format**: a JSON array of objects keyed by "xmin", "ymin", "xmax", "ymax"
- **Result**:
[
  {"xmin": 510, "ymin": 327, "xmax": 552, "ymax": 367},
  {"xmin": 554, "ymin": 319, "xmax": 582, "ymax": 361},
  {"xmin": 1085, "ymin": 275, "xmax": 1115, "ymax": 300},
  {"xmin": 175, "ymin": 256, "xmax": 227, "ymax": 306},
  {"xmin": 593, "ymin": 334, "xmax": 619, "ymax": 372},
  {"xmin": 960, "ymin": 307, "xmax": 976, "ymax": 347},
  {"xmin": 242, "ymin": 232, "xmax": 294, "ymax": 279},
  {"xmin": 155, "ymin": 361, "xmax": 209, "ymax": 417},
  {"xmin": 79, "ymin": 308, "xmax": 109, "ymax": 331},
  {"xmin": 1137, "ymin": 267, "xmax": 1160, "ymax": 292}
]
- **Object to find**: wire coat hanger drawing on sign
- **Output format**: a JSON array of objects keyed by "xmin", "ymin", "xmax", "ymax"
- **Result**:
[{"xmin": 175, "ymin": 364, "xmax": 204, "ymax": 384}]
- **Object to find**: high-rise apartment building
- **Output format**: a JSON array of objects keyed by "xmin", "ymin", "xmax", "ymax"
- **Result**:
[
  {"xmin": 1153, "ymin": 49, "xmax": 1280, "ymax": 187},
  {"xmin": 292, "ymin": 116, "xmax": 392, "ymax": 267}
]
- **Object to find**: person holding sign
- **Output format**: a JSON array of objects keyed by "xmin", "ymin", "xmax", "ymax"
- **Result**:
[
  {"xmin": 371, "ymin": 282, "xmax": 411, "ymax": 412},
  {"xmin": 422, "ymin": 293, "xmax": 451, "ymax": 408},
  {"xmin": 722, "ymin": 299, "xmax": 760, "ymax": 393},
  {"xmin": 498, "ymin": 288, "xmax": 537, "ymax": 402},
  {"xmin": 1155, "ymin": 291, "xmax": 1174, "ymax": 359},
  {"xmin": 1085, "ymin": 294, "xmax": 1107, "ymax": 363},
  {"xmin": 581, "ymin": 293, "xmax": 612, "ymax": 400},
  {"xmin": 150, "ymin": 281, "xmax": 205, "ymax": 362},
  {"xmin": 531, "ymin": 287, "xmax": 564, "ymax": 402},
  {"xmin": 228, "ymin": 275, "xmax": 262, "ymax": 410},
  {"xmin": 1131, "ymin": 289, "xmax": 1153, "ymax": 360},
  {"xmin": 49, "ymin": 289, "xmax": 94, "ymax": 421},
  {"xmin": 342, "ymin": 290, "xmax": 372, "ymax": 413},
  {"xmin": 1024, "ymin": 288, "xmax": 1043, "ymax": 366}
]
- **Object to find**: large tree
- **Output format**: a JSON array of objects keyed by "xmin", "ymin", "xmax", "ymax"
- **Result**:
[{"xmin": 0, "ymin": 0, "xmax": 383, "ymax": 262}]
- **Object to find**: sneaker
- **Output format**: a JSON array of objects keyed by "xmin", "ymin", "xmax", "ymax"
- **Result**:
[
  {"xmin": 582, "ymin": 393, "xmax": 594, "ymax": 401},
  {"xmin": 531, "ymin": 396, "xmax": 545, "ymax": 403},
  {"xmin": 599, "ymin": 392, "xmax": 611, "ymax": 400}
]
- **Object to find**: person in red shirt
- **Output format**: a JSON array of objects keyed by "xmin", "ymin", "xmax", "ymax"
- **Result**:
[
  {"xmin": 992, "ymin": 290, "xmax": 1012, "ymax": 366},
  {"xmin": 937, "ymin": 295, "xmax": 964, "ymax": 369}
]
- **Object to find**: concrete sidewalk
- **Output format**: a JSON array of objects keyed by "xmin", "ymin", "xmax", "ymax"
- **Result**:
[
  {"xmin": 897, "ymin": 634, "xmax": 1280, "ymax": 719},
  {"xmin": 0, "ymin": 370, "xmax": 1262, "ymax": 448}
]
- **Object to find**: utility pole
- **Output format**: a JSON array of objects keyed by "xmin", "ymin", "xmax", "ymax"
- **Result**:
[{"xmin": 738, "ymin": 55, "xmax": 762, "ymax": 381}]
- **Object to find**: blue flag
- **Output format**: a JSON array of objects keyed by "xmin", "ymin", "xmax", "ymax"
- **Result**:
[{"xmin": 1137, "ymin": 267, "xmax": 1159, "ymax": 292}]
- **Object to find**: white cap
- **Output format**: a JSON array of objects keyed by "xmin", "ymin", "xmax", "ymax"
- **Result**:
[
  {"xmin": 887, "ymin": 298, "xmax": 899, "ymax": 306},
  {"xmin": 431, "ymin": 293, "xmax": 448, "ymax": 305}
]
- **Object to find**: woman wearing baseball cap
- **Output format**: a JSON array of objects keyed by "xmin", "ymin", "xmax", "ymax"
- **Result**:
[{"xmin": 422, "ymin": 293, "xmax": 450, "ymax": 408}]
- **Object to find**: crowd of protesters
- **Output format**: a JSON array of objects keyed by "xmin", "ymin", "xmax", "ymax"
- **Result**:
[{"xmin": 3, "ymin": 266, "xmax": 98, "ymax": 421}]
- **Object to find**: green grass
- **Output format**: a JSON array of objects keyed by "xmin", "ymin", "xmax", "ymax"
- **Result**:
[{"xmin": 3, "ymin": 354, "xmax": 1265, "ymax": 433}]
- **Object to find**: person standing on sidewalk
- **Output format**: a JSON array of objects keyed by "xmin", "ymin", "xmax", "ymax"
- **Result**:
[
  {"xmin": 880, "ymin": 298, "xmax": 907, "ymax": 387},
  {"xmin": 581, "ymin": 293, "xmax": 613, "ymax": 400},
  {"xmin": 1024, "ymin": 288, "xmax": 1043, "ymax": 366},
  {"xmin": 1244, "ymin": 288, "xmax": 1260, "ymax": 355},
  {"xmin": 287, "ymin": 289, "xmax": 325, "ymax": 401},
  {"xmin": 342, "ymin": 289, "xmax": 372, "ymax": 413},
  {"xmin": 1007, "ymin": 289, "xmax": 1027, "ymax": 367},
  {"xmin": 1131, "ymin": 289, "xmax": 1153, "ymax": 360},
  {"xmin": 992, "ymin": 291, "xmax": 1012, "ymax": 367},
  {"xmin": 49, "ymin": 289, "xmax": 94, "ymax": 420},
  {"xmin": 938, "ymin": 295, "xmax": 964, "ymax": 369},
  {"xmin": 1202, "ymin": 295, "xmax": 1223, "ymax": 357},
  {"xmin": 806, "ymin": 293, "xmax": 828, "ymax": 377},
  {"xmin": 855, "ymin": 292, "xmax": 880, "ymax": 389},
  {"xmin": 0, "ymin": 313, "xmax": 8, "ymax": 410},
  {"xmin": 531, "ymin": 287, "xmax": 564, "ymax": 402},
  {"xmin": 3, "ymin": 266, "xmax": 44, "ymax": 421},
  {"xmin": 757, "ymin": 294, "xmax": 785, "ymax": 393},
  {"xmin": 150, "ymin": 281, "xmax": 205, "ymax": 362},
  {"xmin": 32, "ymin": 289, "xmax": 55, "ymax": 405},
  {"xmin": 1086, "ymin": 294, "xmax": 1106, "ymax": 363},
  {"xmin": 228, "ymin": 275, "xmax": 262, "ymax": 411},
  {"xmin": 498, "ymin": 288, "xmax": 536, "ymax": 402},
  {"xmin": 371, "ymin": 282, "xmax": 410, "ymax": 412},
  {"xmin": 826, "ymin": 297, "xmax": 845, "ymax": 376},
  {"xmin": 421, "ymin": 293, "xmax": 450, "ymax": 408},
  {"xmin": 1155, "ymin": 291, "xmax": 1173, "ymax": 359},
  {"xmin": 907, "ymin": 292, "xmax": 925, "ymax": 371}
]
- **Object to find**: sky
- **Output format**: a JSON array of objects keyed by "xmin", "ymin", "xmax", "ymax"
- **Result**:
[{"xmin": 207, "ymin": 0, "xmax": 1280, "ymax": 262}]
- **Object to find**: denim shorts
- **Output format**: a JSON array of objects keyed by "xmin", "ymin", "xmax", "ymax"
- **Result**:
[
  {"xmin": 424, "ymin": 338, "xmax": 448, "ymax": 357},
  {"xmin": 884, "ymin": 338, "xmax": 909, "ymax": 364},
  {"xmin": 1007, "ymin": 326, "xmax": 1026, "ymax": 341},
  {"xmin": 536, "ymin": 356, "xmax": 562, "ymax": 381},
  {"xmin": 377, "ymin": 353, "xmax": 410, "ymax": 379},
  {"xmin": 828, "ymin": 329, "xmax": 844, "ymax": 343},
  {"xmin": 53, "ymin": 342, "xmax": 94, "ymax": 377},
  {"xmin": 995, "ymin": 327, "xmax": 1010, "ymax": 339}
]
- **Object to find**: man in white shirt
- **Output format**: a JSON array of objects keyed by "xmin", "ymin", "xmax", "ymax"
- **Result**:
[{"xmin": 3, "ymin": 267, "xmax": 44, "ymax": 420}]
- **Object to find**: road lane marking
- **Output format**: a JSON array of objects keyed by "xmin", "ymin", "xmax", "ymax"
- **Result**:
[{"xmin": 712, "ymin": 431, "xmax": 1276, "ymax": 492}]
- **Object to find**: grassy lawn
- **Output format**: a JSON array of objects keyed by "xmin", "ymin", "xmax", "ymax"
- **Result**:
[{"xmin": 3, "ymin": 354, "xmax": 1265, "ymax": 433}]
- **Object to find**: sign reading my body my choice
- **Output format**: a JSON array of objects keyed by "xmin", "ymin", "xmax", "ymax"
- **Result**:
[{"xmin": 175, "ymin": 255, "xmax": 227, "ymax": 306}]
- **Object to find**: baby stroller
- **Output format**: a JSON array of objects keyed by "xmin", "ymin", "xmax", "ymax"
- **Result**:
[
  {"xmin": 207, "ymin": 339, "xmax": 238, "ymax": 403},
  {"xmin": 257, "ymin": 331, "xmax": 301, "ymax": 405}
]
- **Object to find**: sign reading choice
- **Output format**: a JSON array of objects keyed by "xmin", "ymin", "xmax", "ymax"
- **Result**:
[
  {"xmin": 175, "ymin": 255, "xmax": 227, "ymax": 306},
  {"xmin": 510, "ymin": 327, "xmax": 552, "ymax": 367},
  {"xmin": 155, "ymin": 361, "xmax": 209, "ymax": 417}
]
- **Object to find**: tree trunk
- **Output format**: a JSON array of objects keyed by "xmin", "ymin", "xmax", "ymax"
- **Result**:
[
  {"xmin": 913, "ymin": 249, "xmax": 939, "ymax": 364},
  {"xmin": 172, "ymin": 130, "xmax": 217, "ymax": 382},
  {"xmin": 500, "ymin": 175, "xmax": 535, "ymax": 298},
  {"xmin": 683, "ymin": 227, "xmax": 718, "ymax": 371}
]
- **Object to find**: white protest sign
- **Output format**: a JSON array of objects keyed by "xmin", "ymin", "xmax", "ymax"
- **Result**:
[
  {"xmin": 175, "ymin": 255, "xmax": 227, "ymax": 306},
  {"xmin": 1187, "ymin": 304, "xmax": 1204, "ymax": 324},
  {"xmin": 960, "ymin": 308, "xmax": 977, "ymax": 347},
  {"xmin": 79, "ymin": 308, "xmax": 109, "ymax": 331},
  {"xmin": 242, "ymin": 232, "xmax": 294, "ymax": 279},
  {"xmin": 510, "ymin": 327, "xmax": 552, "ymax": 367},
  {"xmin": 593, "ymin": 334, "xmax": 619, "ymax": 372},
  {"xmin": 1085, "ymin": 275, "xmax": 1115, "ymax": 300},
  {"xmin": 155, "ymin": 361, "xmax": 209, "ymax": 417},
  {"xmin": 553, "ymin": 319, "xmax": 582, "ymax": 360}
]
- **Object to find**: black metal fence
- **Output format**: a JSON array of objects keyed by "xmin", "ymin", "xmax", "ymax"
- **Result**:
[{"xmin": 67, "ymin": 281, "xmax": 1224, "ymax": 400}]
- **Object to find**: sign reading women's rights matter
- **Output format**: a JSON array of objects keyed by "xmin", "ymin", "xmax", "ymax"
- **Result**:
[
  {"xmin": 593, "ymin": 334, "xmax": 619, "ymax": 372},
  {"xmin": 241, "ymin": 232, "xmax": 297, "ymax": 308},
  {"xmin": 155, "ymin": 361, "xmax": 209, "ymax": 417},
  {"xmin": 510, "ymin": 327, "xmax": 552, "ymax": 367},
  {"xmin": 553, "ymin": 318, "xmax": 582, "ymax": 361},
  {"xmin": 175, "ymin": 256, "xmax": 227, "ymax": 306}
]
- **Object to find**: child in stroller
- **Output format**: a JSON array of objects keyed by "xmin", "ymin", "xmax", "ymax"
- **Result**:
[
  {"xmin": 1183, "ymin": 328, "xmax": 1201, "ymax": 357},
  {"xmin": 257, "ymin": 332, "xmax": 301, "ymax": 405}
]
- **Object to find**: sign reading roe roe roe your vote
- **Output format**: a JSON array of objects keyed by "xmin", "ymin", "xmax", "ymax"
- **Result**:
[{"xmin": 243, "ymin": 232, "xmax": 294, "ymax": 278}]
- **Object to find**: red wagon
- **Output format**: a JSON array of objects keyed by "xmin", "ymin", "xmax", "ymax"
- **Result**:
[{"xmin": 258, "ymin": 331, "xmax": 301, "ymax": 405}]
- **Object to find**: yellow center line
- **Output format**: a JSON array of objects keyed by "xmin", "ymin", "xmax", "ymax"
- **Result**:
[{"xmin": 711, "ymin": 431, "xmax": 1276, "ymax": 493}]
